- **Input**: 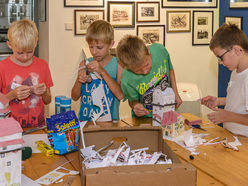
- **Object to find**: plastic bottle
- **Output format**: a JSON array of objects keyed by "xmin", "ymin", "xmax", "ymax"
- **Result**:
[
  {"xmin": 55, "ymin": 96, "xmax": 66, "ymax": 114},
  {"xmin": 60, "ymin": 97, "xmax": 72, "ymax": 113}
]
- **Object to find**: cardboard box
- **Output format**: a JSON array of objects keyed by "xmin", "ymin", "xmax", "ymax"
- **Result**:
[{"xmin": 79, "ymin": 126, "xmax": 196, "ymax": 186}]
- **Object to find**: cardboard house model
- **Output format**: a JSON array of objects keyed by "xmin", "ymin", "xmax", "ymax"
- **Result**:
[
  {"xmin": 152, "ymin": 87, "xmax": 184, "ymax": 137},
  {"xmin": 160, "ymin": 111, "xmax": 184, "ymax": 138},
  {"xmin": 0, "ymin": 117, "xmax": 23, "ymax": 185},
  {"xmin": 152, "ymin": 87, "xmax": 176, "ymax": 126}
]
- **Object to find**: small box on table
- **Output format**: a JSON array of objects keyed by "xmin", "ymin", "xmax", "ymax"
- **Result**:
[{"xmin": 79, "ymin": 126, "xmax": 196, "ymax": 186}]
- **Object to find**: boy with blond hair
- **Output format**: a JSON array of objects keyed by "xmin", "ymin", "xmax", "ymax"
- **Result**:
[
  {"xmin": 71, "ymin": 20, "xmax": 123, "ymax": 122},
  {"xmin": 201, "ymin": 23, "xmax": 248, "ymax": 137},
  {"xmin": 116, "ymin": 35, "xmax": 182, "ymax": 117},
  {"xmin": 0, "ymin": 19, "xmax": 53, "ymax": 127}
]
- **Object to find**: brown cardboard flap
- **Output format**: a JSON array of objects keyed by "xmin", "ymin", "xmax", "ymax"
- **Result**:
[
  {"xmin": 139, "ymin": 123, "xmax": 153, "ymax": 127},
  {"xmin": 87, "ymin": 125, "xmax": 100, "ymax": 128},
  {"xmin": 83, "ymin": 126, "xmax": 161, "ymax": 132},
  {"xmin": 85, "ymin": 164, "xmax": 196, "ymax": 186}
]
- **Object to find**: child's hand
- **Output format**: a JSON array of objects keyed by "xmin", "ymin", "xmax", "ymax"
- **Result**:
[
  {"xmin": 133, "ymin": 102, "xmax": 149, "ymax": 117},
  {"xmin": 32, "ymin": 83, "xmax": 47, "ymax": 96},
  {"xmin": 201, "ymin": 96, "xmax": 218, "ymax": 110},
  {"xmin": 87, "ymin": 60, "xmax": 104, "ymax": 75},
  {"xmin": 78, "ymin": 61, "xmax": 92, "ymax": 83},
  {"xmin": 207, "ymin": 109, "xmax": 229, "ymax": 124},
  {"xmin": 13, "ymin": 85, "xmax": 31, "ymax": 100},
  {"xmin": 175, "ymin": 94, "xmax": 182, "ymax": 109}
]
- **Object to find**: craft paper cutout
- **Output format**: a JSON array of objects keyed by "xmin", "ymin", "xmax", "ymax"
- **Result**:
[
  {"xmin": 220, "ymin": 136, "xmax": 241, "ymax": 151},
  {"xmin": 91, "ymin": 80, "xmax": 111, "ymax": 123},
  {"xmin": 35, "ymin": 165, "xmax": 79, "ymax": 185}
]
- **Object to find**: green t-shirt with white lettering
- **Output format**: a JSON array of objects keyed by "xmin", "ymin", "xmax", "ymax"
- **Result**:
[{"xmin": 120, "ymin": 43, "xmax": 173, "ymax": 118}]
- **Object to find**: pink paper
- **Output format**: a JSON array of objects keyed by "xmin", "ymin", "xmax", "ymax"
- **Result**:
[
  {"xmin": 0, "ymin": 117, "xmax": 23, "ymax": 137},
  {"xmin": 161, "ymin": 111, "xmax": 180, "ymax": 126}
]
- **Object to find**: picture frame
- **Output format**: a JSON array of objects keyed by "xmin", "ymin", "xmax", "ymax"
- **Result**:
[
  {"xmin": 39, "ymin": 0, "xmax": 46, "ymax": 22},
  {"xmin": 225, "ymin": 16, "xmax": 243, "ymax": 29},
  {"xmin": 136, "ymin": 2, "xmax": 160, "ymax": 22},
  {"xmin": 192, "ymin": 11, "xmax": 214, "ymax": 45},
  {"xmin": 230, "ymin": 0, "xmax": 248, "ymax": 8},
  {"xmin": 107, "ymin": 1, "xmax": 135, "ymax": 28},
  {"xmin": 64, "ymin": 0, "xmax": 104, "ymax": 7},
  {"xmin": 166, "ymin": 11, "xmax": 191, "ymax": 33},
  {"xmin": 74, "ymin": 10, "xmax": 104, "ymax": 35},
  {"xmin": 162, "ymin": 0, "xmax": 217, "ymax": 8},
  {"xmin": 137, "ymin": 25, "xmax": 165, "ymax": 46}
]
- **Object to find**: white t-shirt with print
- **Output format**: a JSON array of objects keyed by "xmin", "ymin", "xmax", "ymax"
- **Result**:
[{"xmin": 224, "ymin": 68, "xmax": 248, "ymax": 137}]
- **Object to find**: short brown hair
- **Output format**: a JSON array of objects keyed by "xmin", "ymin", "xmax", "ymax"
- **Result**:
[
  {"xmin": 8, "ymin": 19, "xmax": 38, "ymax": 51},
  {"xmin": 116, "ymin": 35, "xmax": 149, "ymax": 69},
  {"xmin": 210, "ymin": 23, "xmax": 248, "ymax": 51},
  {"xmin": 86, "ymin": 20, "xmax": 114, "ymax": 45}
]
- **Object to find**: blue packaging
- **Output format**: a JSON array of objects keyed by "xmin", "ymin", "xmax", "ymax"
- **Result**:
[
  {"xmin": 55, "ymin": 96, "xmax": 66, "ymax": 114},
  {"xmin": 46, "ymin": 111, "xmax": 80, "ymax": 155},
  {"xmin": 60, "ymin": 97, "xmax": 71, "ymax": 113}
]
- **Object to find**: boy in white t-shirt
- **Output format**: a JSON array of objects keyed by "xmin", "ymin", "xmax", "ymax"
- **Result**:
[{"xmin": 201, "ymin": 23, "xmax": 248, "ymax": 136}]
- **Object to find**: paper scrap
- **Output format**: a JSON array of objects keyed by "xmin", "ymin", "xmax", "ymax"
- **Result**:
[
  {"xmin": 35, "ymin": 166, "xmax": 79, "ymax": 185},
  {"xmin": 91, "ymin": 81, "xmax": 111, "ymax": 122},
  {"xmin": 23, "ymin": 134, "xmax": 50, "ymax": 153},
  {"xmin": 163, "ymin": 129, "xmax": 208, "ymax": 155},
  {"xmin": 22, "ymin": 174, "xmax": 41, "ymax": 186},
  {"xmin": 220, "ymin": 136, "xmax": 241, "ymax": 151}
]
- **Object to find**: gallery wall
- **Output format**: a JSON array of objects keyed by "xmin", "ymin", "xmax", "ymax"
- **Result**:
[{"xmin": 39, "ymin": 0, "xmax": 220, "ymax": 118}]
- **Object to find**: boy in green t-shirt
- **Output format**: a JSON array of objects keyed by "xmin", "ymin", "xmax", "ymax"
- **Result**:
[{"xmin": 116, "ymin": 35, "xmax": 182, "ymax": 117}]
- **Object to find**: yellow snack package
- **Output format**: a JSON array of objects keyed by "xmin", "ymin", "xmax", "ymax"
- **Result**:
[{"xmin": 36, "ymin": 140, "xmax": 58, "ymax": 156}]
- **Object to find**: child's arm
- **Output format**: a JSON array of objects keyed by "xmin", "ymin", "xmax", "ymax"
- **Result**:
[
  {"xmin": 87, "ymin": 61, "xmax": 124, "ymax": 100},
  {"xmin": 169, "ymin": 69, "xmax": 182, "ymax": 108},
  {"xmin": 208, "ymin": 109, "xmax": 248, "ymax": 125},
  {"xmin": 201, "ymin": 96, "xmax": 226, "ymax": 110},
  {"xmin": 71, "ymin": 79, "xmax": 82, "ymax": 101},
  {"xmin": 41, "ymin": 88, "xmax": 51, "ymax": 104},
  {"xmin": 71, "ymin": 61, "xmax": 89, "ymax": 101}
]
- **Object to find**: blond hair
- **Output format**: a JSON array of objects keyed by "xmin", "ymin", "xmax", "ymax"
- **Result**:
[
  {"xmin": 86, "ymin": 20, "xmax": 114, "ymax": 45},
  {"xmin": 210, "ymin": 23, "xmax": 248, "ymax": 52},
  {"xmin": 116, "ymin": 35, "xmax": 149, "ymax": 69},
  {"xmin": 8, "ymin": 19, "xmax": 38, "ymax": 51}
]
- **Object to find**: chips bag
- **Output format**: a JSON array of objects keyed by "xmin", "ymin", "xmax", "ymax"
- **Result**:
[{"xmin": 46, "ymin": 111, "xmax": 80, "ymax": 155}]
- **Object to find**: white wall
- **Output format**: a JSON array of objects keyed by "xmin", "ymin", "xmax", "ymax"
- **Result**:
[{"xmin": 39, "ymin": 0, "xmax": 219, "ymax": 119}]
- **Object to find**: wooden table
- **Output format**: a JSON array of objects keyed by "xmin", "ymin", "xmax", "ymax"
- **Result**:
[
  {"xmin": 22, "ymin": 120, "xmax": 128, "ymax": 186},
  {"xmin": 122, "ymin": 113, "xmax": 248, "ymax": 186},
  {"xmin": 23, "ymin": 113, "xmax": 247, "ymax": 186}
]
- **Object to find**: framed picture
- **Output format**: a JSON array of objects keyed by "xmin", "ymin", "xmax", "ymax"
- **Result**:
[
  {"xmin": 225, "ymin": 16, "xmax": 243, "ymax": 29},
  {"xmin": 107, "ymin": 1, "xmax": 135, "ymax": 28},
  {"xmin": 230, "ymin": 0, "xmax": 248, "ymax": 8},
  {"xmin": 162, "ymin": 0, "xmax": 217, "ymax": 8},
  {"xmin": 166, "ymin": 11, "xmax": 191, "ymax": 33},
  {"xmin": 74, "ymin": 10, "xmax": 104, "ymax": 35},
  {"xmin": 192, "ymin": 11, "xmax": 213, "ymax": 45},
  {"xmin": 64, "ymin": 0, "xmax": 104, "ymax": 7},
  {"xmin": 136, "ymin": 2, "xmax": 160, "ymax": 22},
  {"xmin": 137, "ymin": 25, "xmax": 165, "ymax": 46},
  {"xmin": 39, "ymin": 0, "xmax": 46, "ymax": 22}
]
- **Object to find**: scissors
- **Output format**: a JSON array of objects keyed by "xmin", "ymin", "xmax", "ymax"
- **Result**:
[
  {"xmin": 81, "ymin": 49, "xmax": 90, "ymax": 82},
  {"xmin": 22, "ymin": 125, "xmax": 47, "ymax": 135},
  {"xmin": 191, "ymin": 124, "xmax": 206, "ymax": 131}
]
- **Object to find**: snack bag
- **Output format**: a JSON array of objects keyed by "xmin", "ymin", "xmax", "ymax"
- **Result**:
[{"xmin": 46, "ymin": 111, "xmax": 80, "ymax": 155}]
